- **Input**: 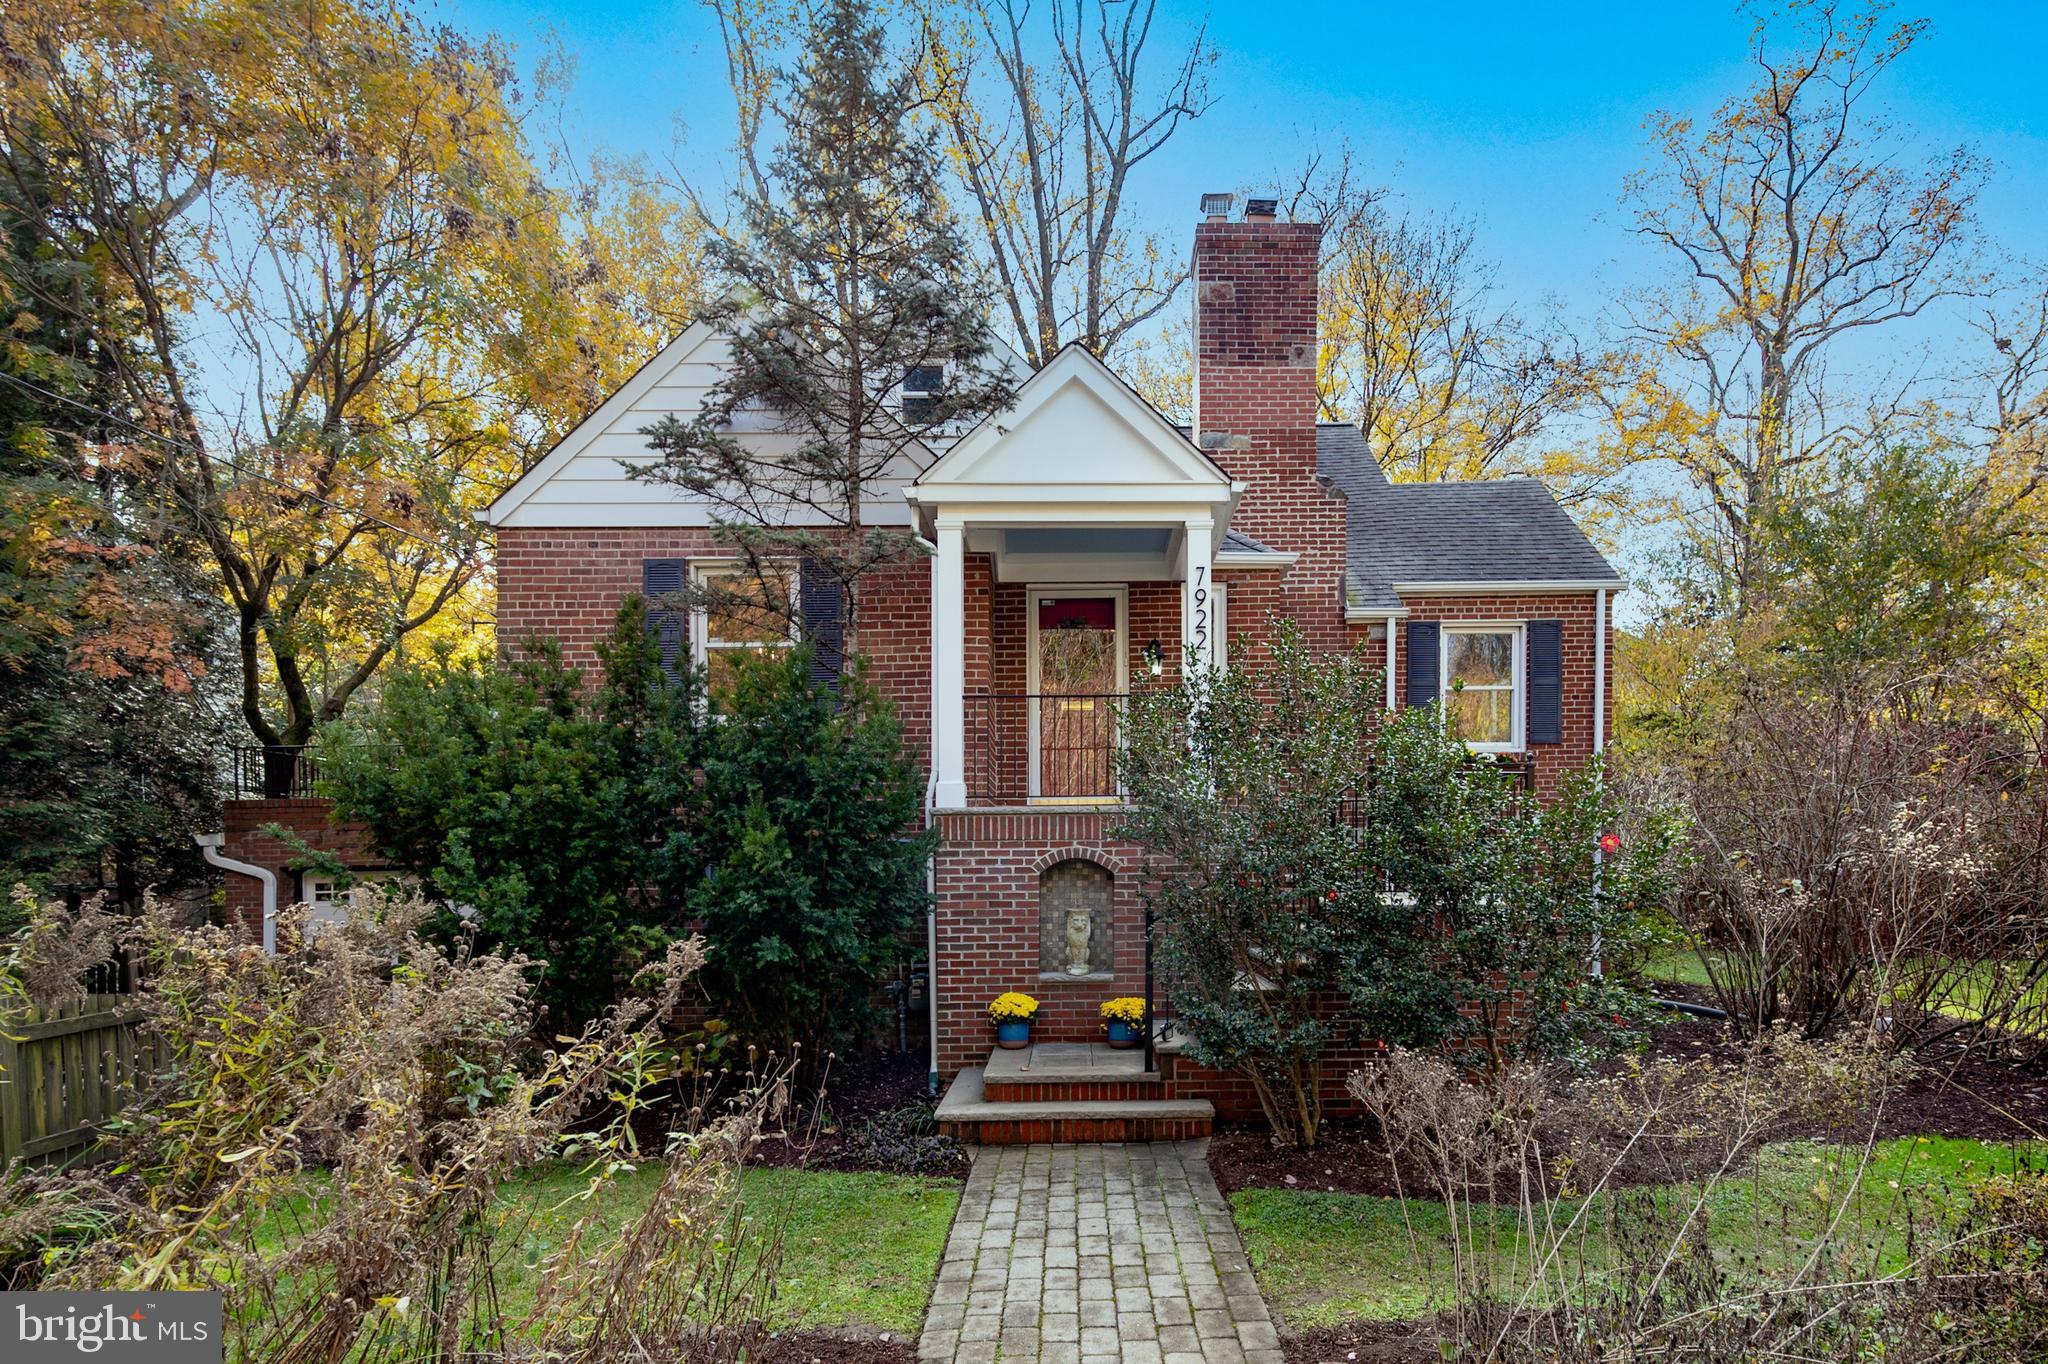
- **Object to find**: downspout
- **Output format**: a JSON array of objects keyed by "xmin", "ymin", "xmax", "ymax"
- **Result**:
[
  {"xmin": 1593, "ymin": 589, "xmax": 1608, "ymax": 755},
  {"xmin": 1385, "ymin": 614, "xmax": 1398, "ymax": 709},
  {"xmin": 924, "ymin": 767, "xmax": 940, "ymax": 1097},
  {"xmin": 195, "ymin": 833, "xmax": 277, "ymax": 956},
  {"xmin": 1591, "ymin": 588, "xmax": 1608, "ymax": 979}
]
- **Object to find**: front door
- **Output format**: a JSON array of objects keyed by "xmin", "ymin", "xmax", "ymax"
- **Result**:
[{"xmin": 1031, "ymin": 593, "xmax": 1123, "ymax": 800}]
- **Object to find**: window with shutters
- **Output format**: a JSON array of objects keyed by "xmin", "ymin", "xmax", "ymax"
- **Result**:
[
  {"xmin": 691, "ymin": 560, "xmax": 798, "ymax": 695},
  {"xmin": 1441, "ymin": 625, "xmax": 1523, "ymax": 752}
]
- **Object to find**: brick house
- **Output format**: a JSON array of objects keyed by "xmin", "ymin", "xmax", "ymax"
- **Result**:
[{"xmin": 211, "ymin": 195, "xmax": 1621, "ymax": 1141}]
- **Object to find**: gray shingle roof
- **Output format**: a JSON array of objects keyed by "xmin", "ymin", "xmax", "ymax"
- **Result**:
[
  {"xmin": 1219, "ymin": 527, "xmax": 1280, "ymax": 555},
  {"xmin": 1312, "ymin": 423, "xmax": 1621, "ymax": 611},
  {"xmin": 1175, "ymin": 423, "xmax": 1619, "ymax": 608}
]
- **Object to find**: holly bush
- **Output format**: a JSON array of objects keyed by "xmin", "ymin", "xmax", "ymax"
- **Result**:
[{"xmin": 1120, "ymin": 620, "xmax": 1681, "ymax": 1146}]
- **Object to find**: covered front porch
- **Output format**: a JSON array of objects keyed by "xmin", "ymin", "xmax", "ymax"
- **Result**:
[{"xmin": 907, "ymin": 345, "xmax": 1243, "ymax": 812}]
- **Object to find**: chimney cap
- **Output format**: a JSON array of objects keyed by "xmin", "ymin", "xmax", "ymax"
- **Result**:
[
  {"xmin": 1199, "ymin": 192, "xmax": 1233, "ymax": 220},
  {"xmin": 1244, "ymin": 196, "xmax": 1279, "ymax": 221}
]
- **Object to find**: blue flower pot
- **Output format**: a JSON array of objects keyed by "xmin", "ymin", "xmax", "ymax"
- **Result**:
[
  {"xmin": 996, "ymin": 1019, "xmax": 1032, "ymax": 1049},
  {"xmin": 1105, "ymin": 1019, "xmax": 1141, "ymax": 1049}
]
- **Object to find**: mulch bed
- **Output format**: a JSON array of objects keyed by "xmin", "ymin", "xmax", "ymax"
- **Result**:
[
  {"xmin": 1281, "ymin": 1320, "xmax": 1441, "ymax": 1364},
  {"xmin": 1210, "ymin": 994, "xmax": 2048, "ymax": 1198},
  {"xmin": 747, "ymin": 1048, "xmax": 970, "ymax": 1179},
  {"xmin": 755, "ymin": 1329, "xmax": 916, "ymax": 1364}
]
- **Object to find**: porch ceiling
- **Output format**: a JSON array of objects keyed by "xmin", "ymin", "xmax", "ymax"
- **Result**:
[{"xmin": 967, "ymin": 524, "xmax": 1184, "ymax": 584}]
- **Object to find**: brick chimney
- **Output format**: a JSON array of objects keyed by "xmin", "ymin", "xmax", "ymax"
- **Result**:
[{"xmin": 1191, "ymin": 195, "xmax": 1347, "ymax": 644}]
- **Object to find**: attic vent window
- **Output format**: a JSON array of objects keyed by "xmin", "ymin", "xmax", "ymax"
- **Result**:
[{"xmin": 901, "ymin": 363, "xmax": 945, "ymax": 424}]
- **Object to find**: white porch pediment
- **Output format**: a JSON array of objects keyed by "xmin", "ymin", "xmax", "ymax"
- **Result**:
[{"xmin": 907, "ymin": 344, "xmax": 1238, "ymax": 518}]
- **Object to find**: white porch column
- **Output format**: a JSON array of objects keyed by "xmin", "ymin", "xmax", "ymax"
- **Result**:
[
  {"xmin": 1182, "ymin": 518, "xmax": 1215, "ymax": 675},
  {"xmin": 930, "ymin": 518, "xmax": 968, "ymax": 809}
]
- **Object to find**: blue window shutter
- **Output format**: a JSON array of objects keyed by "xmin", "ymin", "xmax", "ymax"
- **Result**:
[
  {"xmin": 642, "ymin": 557, "xmax": 688, "ymax": 681},
  {"xmin": 1405, "ymin": 621, "xmax": 1440, "ymax": 708},
  {"xmin": 1527, "ymin": 619, "xmax": 1563, "ymax": 745},
  {"xmin": 799, "ymin": 557, "xmax": 844, "ymax": 691}
]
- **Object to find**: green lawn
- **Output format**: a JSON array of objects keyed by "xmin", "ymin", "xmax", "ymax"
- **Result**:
[
  {"xmin": 256, "ymin": 1163, "xmax": 959, "ymax": 1336},
  {"xmin": 1643, "ymin": 946, "xmax": 2048, "ymax": 1034},
  {"xmin": 1232, "ymin": 1136, "xmax": 2045, "ymax": 1328},
  {"xmin": 1643, "ymin": 944, "xmax": 1718, "ymax": 990}
]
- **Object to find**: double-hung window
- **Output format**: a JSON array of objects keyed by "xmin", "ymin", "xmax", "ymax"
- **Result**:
[
  {"xmin": 900, "ymin": 363, "xmax": 945, "ymax": 424},
  {"xmin": 691, "ymin": 560, "xmax": 798, "ymax": 695},
  {"xmin": 1441, "ymin": 625, "xmax": 1522, "ymax": 752}
]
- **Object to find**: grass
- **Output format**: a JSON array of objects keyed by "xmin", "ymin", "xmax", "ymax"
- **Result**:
[
  {"xmin": 1641, "ymin": 947, "xmax": 2048, "ymax": 1034},
  {"xmin": 255, "ymin": 1163, "xmax": 959, "ymax": 1336},
  {"xmin": 1232, "ymin": 1135, "xmax": 2047, "ymax": 1328}
]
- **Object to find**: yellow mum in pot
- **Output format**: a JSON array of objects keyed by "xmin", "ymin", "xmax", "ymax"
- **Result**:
[
  {"xmin": 1099, "ymin": 997, "xmax": 1147, "ymax": 1026},
  {"xmin": 988, "ymin": 992, "xmax": 1039, "ymax": 1022}
]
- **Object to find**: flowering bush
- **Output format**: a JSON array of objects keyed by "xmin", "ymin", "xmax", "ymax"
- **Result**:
[
  {"xmin": 1100, "ymin": 997, "xmax": 1146, "ymax": 1027},
  {"xmin": 987, "ymin": 992, "xmax": 1038, "ymax": 1023}
]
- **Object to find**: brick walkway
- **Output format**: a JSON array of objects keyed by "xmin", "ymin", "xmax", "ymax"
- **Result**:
[{"xmin": 918, "ymin": 1142, "xmax": 1282, "ymax": 1364}]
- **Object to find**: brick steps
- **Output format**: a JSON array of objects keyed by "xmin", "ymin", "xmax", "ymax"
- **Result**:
[
  {"xmin": 936, "ymin": 1067, "xmax": 1214, "ymax": 1145},
  {"xmin": 982, "ymin": 1075, "xmax": 1163, "ymax": 1103}
]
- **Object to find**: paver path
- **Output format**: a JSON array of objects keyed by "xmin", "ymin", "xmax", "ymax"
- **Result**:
[{"xmin": 918, "ymin": 1142, "xmax": 1281, "ymax": 1364}]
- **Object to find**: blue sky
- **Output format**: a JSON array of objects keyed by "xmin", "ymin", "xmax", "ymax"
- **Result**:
[{"xmin": 436, "ymin": 0, "xmax": 2048, "ymax": 336}]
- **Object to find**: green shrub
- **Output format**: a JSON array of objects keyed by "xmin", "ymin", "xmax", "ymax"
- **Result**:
[
  {"xmin": 321, "ymin": 596, "xmax": 930, "ymax": 1050},
  {"xmin": 687, "ymin": 647, "xmax": 932, "ymax": 1058},
  {"xmin": 319, "ymin": 597, "xmax": 705, "ymax": 1021},
  {"xmin": 1120, "ymin": 620, "xmax": 1681, "ymax": 1145}
]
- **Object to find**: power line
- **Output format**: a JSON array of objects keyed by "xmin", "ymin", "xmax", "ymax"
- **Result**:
[{"xmin": 0, "ymin": 368, "xmax": 491, "ymax": 556}]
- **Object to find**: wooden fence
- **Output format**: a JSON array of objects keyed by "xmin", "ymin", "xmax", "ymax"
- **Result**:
[{"xmin": 0, "ymin": 993, "xmax": 153, "ymax": 1163}]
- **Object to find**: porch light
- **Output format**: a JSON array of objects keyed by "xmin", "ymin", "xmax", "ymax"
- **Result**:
[{"xmin": 1145, "ymin": 638, "xmax": 1164, "ymax": 676}]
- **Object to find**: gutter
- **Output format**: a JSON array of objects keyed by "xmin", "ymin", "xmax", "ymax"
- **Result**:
[
  {"xmin": 1390, "ymin": 579, "xmax": 1628, "ymax": 596},
  {"xmin": 195, "ymin": 833, "xmax": 277, "ymax": 955}
]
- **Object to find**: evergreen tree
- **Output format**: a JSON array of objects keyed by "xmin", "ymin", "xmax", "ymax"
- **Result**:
[
  {"xmin": 0, "ymin": 174, "xmax": 221, "ymax": 901},
  {"xmin": 638, "ymin": 0, "xmax": 1013, "ymax": 660}
]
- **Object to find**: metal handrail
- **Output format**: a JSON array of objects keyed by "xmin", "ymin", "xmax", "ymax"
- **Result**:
[
  {"xmin": 963, "ymin": 691, "xmax": 1126, "ymax": 805},
  {"xmin": 230, "ymin": 744, "xmax": 320, "ymax": 799}
]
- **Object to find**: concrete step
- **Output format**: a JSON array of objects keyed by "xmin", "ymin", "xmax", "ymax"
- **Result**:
[
  {"xmin": 982, "ymin": 1041, "xmax": 1162, "ymax": 1102},
  {"xmin": 936, "ymin": 1067, "xmax": 1214, "ymax": 1145}
]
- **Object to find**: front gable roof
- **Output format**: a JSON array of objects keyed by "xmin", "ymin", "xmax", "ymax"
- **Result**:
[
  {"xmin": 483, "ymin": 314, "xmax": 965, "ymax": 530},
  {"xmin": 908, "ymin": 343, "xmax": 1236, "ymax": 511}
]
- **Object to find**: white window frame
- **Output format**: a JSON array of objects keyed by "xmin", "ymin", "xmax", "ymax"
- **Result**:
[
  {"xmin": 1440, "ymin": 623, "xmax": 1524, "ymax": 753},
  {"xmin": 299, "ymin": 871, "xmax": 403, "ymax": 935},
  {"xmin": 899, "ymin": 361, "xmax": 946, "ymax": 425},
  {"xmin": 688, "ymin": 558, "xmax": 800, "ymax": 681}
]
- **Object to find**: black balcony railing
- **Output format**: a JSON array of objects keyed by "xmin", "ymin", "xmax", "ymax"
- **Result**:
[
  {"xmin": 232, "ymin": 744, "xmax": 321, "ymax": 799},
  {"xmin": 964, "ymin": 692, "xmax": 1125, "ymax": 805}
]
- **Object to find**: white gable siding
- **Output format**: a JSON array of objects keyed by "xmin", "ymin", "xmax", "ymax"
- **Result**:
[{"xmin": 489, "ymin": 323, "xmax": 934, "ymax": 529}]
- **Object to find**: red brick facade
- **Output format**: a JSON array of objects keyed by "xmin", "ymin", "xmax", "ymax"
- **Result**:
[
  {"xmin": 1192, "ymin": 218, "xmax": 1350, "ymax": 656},
  {"xmin": 219, "ymin": 211, "xmax": 1618, "ymax": 1126},
  {"xmin": 495, "ymin": 526, "xmax": 933, "ymax": 767},
  {"xmin": 220, "ymin": 798, "xmax": 380, "ymax": 938},
  {"xmin": 1350, "ymin": 591, "xmax": 1612, "ymax": 799}
]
